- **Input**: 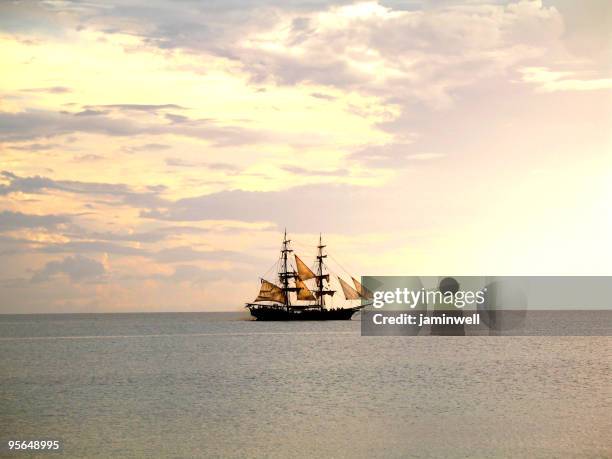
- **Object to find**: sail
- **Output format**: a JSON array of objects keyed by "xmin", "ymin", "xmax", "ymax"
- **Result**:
[
  {"xmin": 295, "ymin": 254, "xmax": 316, "ymax": 280},
  {"xmin": 339, "ymin": 277, "xmax": 361, "ymax": 300},
  {"xmin": 296, "ymin": 278, "xmax": 316, "ymax": 301},
  {"xmin": 352, "ymin": 277, "xmax": 373, "ymax": 299},
  {"xmin": 255, "ymin": 279, "xmax": 286, "ymax": 304}
]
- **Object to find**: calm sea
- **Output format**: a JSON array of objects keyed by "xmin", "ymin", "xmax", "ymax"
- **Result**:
[{"xmin": 0, "ymin": 312, "xmax": 610, "ymax": 458}]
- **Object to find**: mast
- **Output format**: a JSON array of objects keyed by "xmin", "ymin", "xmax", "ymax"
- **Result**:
[
  {"xmin": 279, "ymin": 229, "xmax": 299, "ymax": 310},
  {"xmin": 315, "ymin": 234, "xmax": 335, "ymax": 309}
]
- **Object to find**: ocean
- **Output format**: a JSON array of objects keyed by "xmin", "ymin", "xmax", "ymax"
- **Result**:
[{"xmin": 0, "ymin": 312, "xmax": 610, "ymax": 458}]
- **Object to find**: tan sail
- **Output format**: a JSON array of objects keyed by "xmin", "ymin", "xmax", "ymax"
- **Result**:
[
  {"xmin": 352, "ymin": 277, "xmax": 373, "ymax": 299},
  {"xmin": 295, "ymin": 254, "xmax": 316, "ymax": 280},
  {"xmin": 339, "ymin": 277, "xmax": 361, "ymax": 300},
  {"xmin": 296, "ymin": 278, "xmax": 316, "ymax": 301},
  {"xmin": 255, "ymin": 279, "xmax": 286, "ymax": 304}
]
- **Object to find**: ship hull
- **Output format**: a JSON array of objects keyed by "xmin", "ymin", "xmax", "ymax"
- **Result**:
[{"xmin": 247, "ymin": 305, "xmax": 358, "ymax": 321}]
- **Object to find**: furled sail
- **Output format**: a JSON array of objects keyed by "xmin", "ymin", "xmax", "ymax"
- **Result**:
[
  {"xmin": 339, "ymin": 277, "xmax": 361, "ymax": 300},
  {"xmin": 352, "ymin": 277, "xmax": 373, "ymax": 299},
  {"xmin": 295, "ymin": 254, "xmax": 316, "ymax": 280},
  {"xmin": 296, "ymin": 278, "xmax": 316, "ymax": 301},
  {"xmin": 255, "ymin": 279, "xmax": 286, "ymax": 304}
]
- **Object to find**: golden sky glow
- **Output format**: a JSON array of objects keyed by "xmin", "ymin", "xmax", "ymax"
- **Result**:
[{"xmin": 0, "ymin": 0, "xmax": 610, "ymax": 312}]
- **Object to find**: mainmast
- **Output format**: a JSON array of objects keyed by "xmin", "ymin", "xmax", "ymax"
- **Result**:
[
  {"xmin": 315, "ymin": 234, "xmax": 335, "ymax": 309},
  {"xmin": 279, "ymin": 229, "xmax": 299, "ymax": 310}
]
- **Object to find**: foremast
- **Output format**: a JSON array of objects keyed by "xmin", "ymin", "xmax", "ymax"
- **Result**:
[{"xmin": 279, "ymin": 229, "xmax": 300, "ymax": 311}]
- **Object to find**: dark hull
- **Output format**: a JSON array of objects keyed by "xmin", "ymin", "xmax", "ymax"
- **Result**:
[{"xmin": 247, "ymin": 305, "xmax": 358, "ymax": 321}]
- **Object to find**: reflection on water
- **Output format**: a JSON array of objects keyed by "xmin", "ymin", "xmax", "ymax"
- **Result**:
[{"xmin": 0, "ymin": 313, "xmax": 610, "ymax": 458}]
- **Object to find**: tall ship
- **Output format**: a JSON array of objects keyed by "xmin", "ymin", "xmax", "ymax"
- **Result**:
[{"xmin": 246, "ymin": 231, "xmax": 371, "ymax": 320}]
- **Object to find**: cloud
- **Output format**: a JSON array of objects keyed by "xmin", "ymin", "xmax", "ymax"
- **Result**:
[
  {"xmin": 74, "ymin": 109, "xmax": 108, "ymax": 117},
  {"xmin": 31, "ymin": 255, "xmax": 106, "ymax": 283},
  {"xmin": 9, "ymin": 143, "xmax": 61, "ymax": 151},
  {"xmin": 1, "ymin": 1, "xmax": 576, "ymax": 108},
  {"xmin": 21, "ymin": 86, "xmax": 72, "ymax": 94},
  {"xmin": 0, "ymin": 108, "xmax": 147, "ymax": 141},
  {"xmin": 0, "ymin": 211, "xmax": 70, "ymax": 231},
  {"xmin": 153, "ymin": 246, "xmax": 260, "ymax": 264},
  {"xmin": 30, "ymin": 240, "xmax": 262, "ymax": 273},
  {"xmin": 281, "ymin": 165, "xmax": 348, "ymax": 176},
  {"xmin": 125, "ymin": 143, "xmax": 171, "ymax": 153},
  {"xmin": 120, "ymin": 264, "xmax": 251, "ymax": 284},
  {"xmin": 165, "ymin": 157, "xmax": 196, "ymax": 167},
  {"xmin": 310, "ymin": 92, "xmax": 336, "ymax": 101},
  {"xmin": 65, "ymin": 228, "xmax": 166, "ymax": 244},
  {"xmin": 165, "ymin": 158, "xmax": 242, "ymax": 172},
  {"xmin": 0, "ymin": 170, "xmax": 166, "ymax": 207},
  {"xmin": 165, "ymin": 264, "xmax": 252, "ymax": 283},
  {"xmin": 167, "ymin": 264, "xmax": 211, "ymax": 283},
  {"xmin": 349, "ymin": 143, "xmax": 445, "ymax": 168},
  {"xmin": 63, "ymin": 223, "xmax": 241, "ymax": 245},
  {"xmin": 205, "ymin": 162, "xmax": 242, "ymax": 172},
  {"xmin": 0, "ymin": 169, "xmax": 135, "ymax": 195},
  {"xmin": 141, "ymin": 183, "xmax": 394, "ymax": 232},
  {"xmin": 6, "ymin": 1, "xmax": 609, "ymax": 102},
  {"xmin": 165, "ymin": 113, "xmax": 190, "ymax": 123},
  {"xmin": 0, "ymin": 108, "xmax": 264, "ymax": 145},
  {"xmin": 39, "ymin": 241, "xmax": 145, "ymax": 256},
  {"xmin": 84, "ymin": 103, "xmax": 186, "ymax": 113},
  {"xmin": 73, "ymin": 154, "xmax": 105, "ymax": 162},
  {"xmin": 28, "ymin": 232, "xmax": 260, "ymax": 264},
  {"xmin": 230, "ymin": 1, "xmax": 566, "ymax": 107},
  {"xmin": 551, "ymin": 0, "xmax": 612, "ymax": 61},
  {"xmin": 520, "ymin": 66, "xmax": 612, "ymax": 92}
]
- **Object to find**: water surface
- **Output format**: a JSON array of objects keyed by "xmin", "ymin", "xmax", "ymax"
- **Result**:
[{"xmin": 1, "ymin": 313, "xmax": 610, "ymax": 458}]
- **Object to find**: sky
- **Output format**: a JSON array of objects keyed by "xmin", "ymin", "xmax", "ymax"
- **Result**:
[{"xmin": 0, "ymin": 0, "xmax": 611, "ymax": 313}]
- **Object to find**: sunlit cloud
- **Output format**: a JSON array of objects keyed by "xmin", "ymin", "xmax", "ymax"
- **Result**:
[{"xmin": 520, "ymin": 66, "xmax": 612, "ymax": 92}]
